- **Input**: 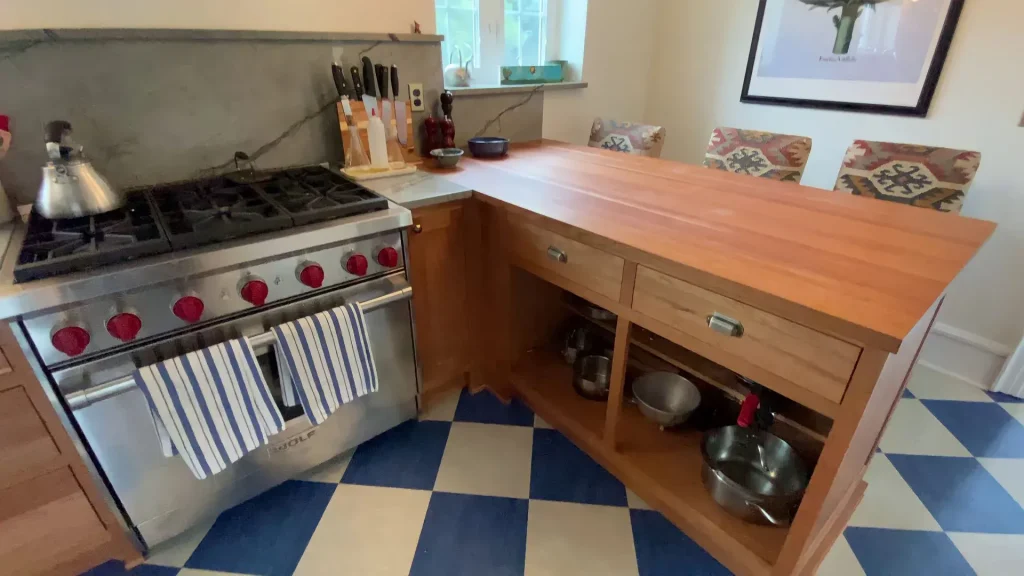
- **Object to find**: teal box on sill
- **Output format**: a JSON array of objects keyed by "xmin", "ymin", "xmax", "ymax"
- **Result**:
[{"xmin": 500, "ymin": 64, "xmax": 564, "ymax": 85}]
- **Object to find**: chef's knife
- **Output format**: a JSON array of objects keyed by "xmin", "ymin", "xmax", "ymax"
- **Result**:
[
  {"xmin": 350, "ymin": 66, "xmax": 364, "ymax": 101},
  {"xmin": 390, "ymin": 65, "xmax": 407, "ymax": 145},
  {"xmin": 361, "ymin": 56, "xmax": 379, "ymax": 117},
  {"xmin": 331, "ymin": 62, "xmax": 348, "ymax": 101},
  {"xmin": 375, "ymin": 64, "xmax": 393, "ymax": 129}
]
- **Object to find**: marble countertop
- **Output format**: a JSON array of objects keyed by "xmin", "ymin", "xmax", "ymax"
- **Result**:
[{"xmin": 360, "ymin": 170, "xmax": 473, "ymax": 209}]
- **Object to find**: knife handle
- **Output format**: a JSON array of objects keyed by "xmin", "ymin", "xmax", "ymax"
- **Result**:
[
  {"xmin": 350, "ymin": 66, "xmax": 363, "ymax": 99},
  {"xmin": 362, "ymin": 57, "xmax": 376, "ymax": 97},
  {"xmin": 390, "ymin": 65, "xmax": 401, "ymax": 99},
  {"xmin": 331, "ymin": 63, "xmax": 348, "ymax": 100},
  {"xmin": 375, "ymin": 64, "xmax": 388, "ymax": 101}
]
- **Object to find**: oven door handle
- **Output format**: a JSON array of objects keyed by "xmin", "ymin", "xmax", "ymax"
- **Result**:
[{"xmin": 64, "ymin": 285, "xmax": 413, "ymax": 411}]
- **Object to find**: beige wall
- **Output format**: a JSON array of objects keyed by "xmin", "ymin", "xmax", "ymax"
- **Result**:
[
  {"xmin": 644, "ymin": 0, "xmax": 1024, "ymax": 387},
  {"xmin": 542, "ymin": 0, "xmax": 658, "ymax": 144},
  {"xmin": 0, "ymin": 0, "xmax": 435, "ymax": 33}
]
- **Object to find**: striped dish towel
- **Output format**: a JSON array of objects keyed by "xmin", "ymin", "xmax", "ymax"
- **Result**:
[
  {"xmin": 133, "ymin": 338, "xmax": 285, "ymax": 480},
  {"xmin": 273, "ymin": 302, "xmax": 379, "ymax": 425}
]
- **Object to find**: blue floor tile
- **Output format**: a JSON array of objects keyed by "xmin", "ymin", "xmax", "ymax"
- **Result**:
[
  {"xmin": 630, "ymin": 510, "xmax": 731, "ymax": 576},
  {"xmin": 902, "ymin": 388, "xmax": 915, "ymax": 399},
  {"xmin": 410, "ymin": 492, "xmax": 528, "ymax": 576},
  {"xmin": 341, "ymin": 419, "xmax": 451, "ymax": 490},
  {"xmin": 530, "ymin": 428, "xmax": 627, "ymax": 506},
  {"xmin": 923, "ymin": 400, "xmax": 1024, "ymax": 458},
  {"xmin": 185, "ymin": 480, "xmax": 335, "ymax": 576},
  {"xmin": 987, "ymin": 390, "xmax": 1024, "ymax": 403},
  {"xmin": 81, "ymin": 562, "xmax": 178, "ymax": 576},
  {"xmin": 888, "ymin": 454, "xmax": 1024, "ymax": 534},
  {"xmin": 845, "ymin": 527, "xmax": 973, "ymax": 576},
  {"xmin": 453, "ymin": 388, "xmax": 534, "ymax": 427}
]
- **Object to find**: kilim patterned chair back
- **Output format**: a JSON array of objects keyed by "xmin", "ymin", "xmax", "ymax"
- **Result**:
[
  {"xmin": 703, "ymin": 127, "xmax": 812, "ymax": 183},
  {"xmin": 588, "ymin": 118, "xmax": 666, "ymax": 158},
  {"xmin": 834, "ymin": 140, "xmax": 981, "ymax": 214}
]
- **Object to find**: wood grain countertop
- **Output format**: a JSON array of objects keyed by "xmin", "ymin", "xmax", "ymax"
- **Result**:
[{"xmin": 428, "ymin": 140, "xmax": 995, "ymax": 353}]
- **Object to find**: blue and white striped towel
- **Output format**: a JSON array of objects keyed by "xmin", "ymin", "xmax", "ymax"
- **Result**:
[
  {"xmin": 133, "ymin": 338, "xmax": 285, "ymax": 480},
  {"xmin": 273, "ymin": 302, "xmax": 379, "ymax": 425}
]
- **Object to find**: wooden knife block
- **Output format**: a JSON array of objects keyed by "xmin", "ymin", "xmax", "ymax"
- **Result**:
[{"xmin": 338, "ymin": 100, "xmax": 418, "ymax": 164}]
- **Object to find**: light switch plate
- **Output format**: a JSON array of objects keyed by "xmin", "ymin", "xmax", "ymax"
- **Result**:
[{"xmin": 409, "ymin": 83, "xmax": 425, "ymax": 111}]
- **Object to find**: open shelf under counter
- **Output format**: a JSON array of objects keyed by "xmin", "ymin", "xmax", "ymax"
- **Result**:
[{"xmin": 510, "ymin": 348, "xmax": 787, "ymax": 576}]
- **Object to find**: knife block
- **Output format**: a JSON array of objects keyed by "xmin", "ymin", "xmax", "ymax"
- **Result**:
[{"xmin": 338, "ymin": 101, "xmax": 418, "ymax": 165}]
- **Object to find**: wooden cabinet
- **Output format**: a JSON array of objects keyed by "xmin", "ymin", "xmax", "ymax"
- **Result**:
[
  {"xmin": 0, "ymin": 323, "xmax": 141, "ymax": 575},
  {"xmin": 407, "ymin": 201, "xmax": 472, "ymax": 405}
]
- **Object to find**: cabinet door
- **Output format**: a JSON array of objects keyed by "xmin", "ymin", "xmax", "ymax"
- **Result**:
[{"xmin": 408, "ymin": 202, "xmax": 471, "ymax": 397}]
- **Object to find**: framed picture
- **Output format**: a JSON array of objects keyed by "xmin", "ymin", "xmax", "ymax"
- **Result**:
[{"xmin": 741, "ymin": 0, "xmax": 964, "ymax": 116}]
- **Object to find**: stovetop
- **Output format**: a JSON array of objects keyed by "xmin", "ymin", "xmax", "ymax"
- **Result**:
[{"xmin": 12, "ymin": 166, "xmax": 389, "ymax": 283}]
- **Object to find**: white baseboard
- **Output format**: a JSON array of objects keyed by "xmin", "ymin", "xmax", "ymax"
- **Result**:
[
  {"xmin": 916, "ymin": 322, "xmax": 1012, "ymax": 391},
  {"xmin": 993, "ymin": 340, "xmax": 1024, "ymax": 397}
]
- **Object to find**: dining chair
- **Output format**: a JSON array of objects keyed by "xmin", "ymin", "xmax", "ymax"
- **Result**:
[
  {"xmin": 834, "ymin": 140, "xmax": 981, "ymax": 214},
  {"xmin": 703, "ymin": 127, "xmax": 812, "ymax": 183},
  {"xmin": 588, "ymin": 118, "xmax": 666, "ymax": 158}
]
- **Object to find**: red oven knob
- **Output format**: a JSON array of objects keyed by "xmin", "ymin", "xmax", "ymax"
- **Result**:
[
  {"xmin": 240, "ymin": 278, "xmax": 269, "ymax": 307},
  {"xmin": 51, "ymin": 325, "xmax": 90, "ymax": 357},
  {"xmin": 345, "ymin": 254, "xmax": 368, "ymax": 277},
  {"xmin": 106, "ymin": 312, "xmax": 142, "ymax": 343},
  {"xmin": 172, "ymin": 295, "xmax": 205, "ymax": 324},
  {"xmin": 298, "ymin": 263, "xmax": 325, "ymax": 288},
  {"xmin": 377, "ymin": 247, "xmax": 399, "ymax": 268}
]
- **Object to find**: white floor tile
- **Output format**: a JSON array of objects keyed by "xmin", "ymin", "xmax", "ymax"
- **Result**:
[
  {"xmin": 878, "ymin": 399, "xmax": 971, "ymax": 456},
  {"xmin": 298, "ymin": 450, "xmax": 353, "ymax": 483},
  {"xmin": 433, "ymin": 422, "xmax": 533, "ymax": 499},
  {"xmin": 144, "ymin": 517, "xmax": 216, "ymax": 567},
  {"xmin": 293, "ymin": 484, "xmax": 431, "ymax": 576},
  {"xmin": 979, "ymin": 457, "xmax": 1024, "ymax": 509},
  {"xmin": 625, "ymin": 488, "xmax": 652, "ymax": 510},
  {"xmin": 848, "ymin": 453, "xmax": 941, "ymax": 531},
  {"xmin": 1002, "ymin": 404, "xmax": 1024, "ymax": 428},
  {"xmin": 947, "ymin": 532, "xmax": 1024, "ymax": 576},
  {"xmin": 816, "ymin": 535, "xmax": 866, "ymax": 576},
  {"xmin": 534, "ymin": 415, "xmax": 554, "ymax": 429},
  {"xmin": 906, "ymin": 365, "xmax": 994, "ymax": 402},
  {"xmin": 420, "ymin": 389, "xmax": 461, "ymax": 421},
  {"xmin": 526, "ymin": 500, "xmax": 639, "ymax": 576}
]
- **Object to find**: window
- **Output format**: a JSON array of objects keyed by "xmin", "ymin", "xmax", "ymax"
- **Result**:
[{"xmin": 436, "ymin": 0, "xmax": 552, "ymax": 85}]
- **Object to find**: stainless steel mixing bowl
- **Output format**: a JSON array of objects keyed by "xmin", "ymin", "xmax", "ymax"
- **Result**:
[{"xmin": 632, "ymin": 371, "xmax": 701, "ymax": 428}]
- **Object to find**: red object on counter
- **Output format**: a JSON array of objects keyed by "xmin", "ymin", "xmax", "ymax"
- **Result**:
[
  {"xmin": 172, "ymin": 295, "xmax": 205, "ymax": 324},
  {"xmin": 346, "ymin": 254, "xmax": 368, "ymax": 277},
  {"xmin": 240, "ymin": 279, "xmax": 269, "ymax": 306},
  {"xmin": 737, "ymin": 393, "xmax": 760, "ymax": 428},
  {"xmin": 0, "ymin": 115, "xmax": 9, "ymax": 132},
  {"xmin": 106, "ymin": 313, "xmax": 143, "ymax": 343},
  {"xmin": 377, "ymin": 247, "xmax": 399, "ymax": 268},
  {"xmin": 52, "ymin": 325, "xmax": 90, "ymax": 357},
  {"xmin": 298, "ymin": 263, "xmax": 325, "ymax": 288}
]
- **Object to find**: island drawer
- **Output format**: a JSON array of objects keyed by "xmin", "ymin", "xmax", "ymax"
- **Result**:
[
  {"xmin": 631, "ymin": 266, "xmax": 860, "ymax": 405},
  {"xmin": 506, "ymin": 217, "xmax": 624, "ymax": 301}
]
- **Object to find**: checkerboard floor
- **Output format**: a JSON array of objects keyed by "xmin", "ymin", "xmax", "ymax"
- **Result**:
[{"xmin": 84, "ymin": 364, "xmax": 1024, "ymax": 576}]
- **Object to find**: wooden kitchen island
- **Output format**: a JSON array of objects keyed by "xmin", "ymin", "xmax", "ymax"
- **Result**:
[{"xmin": 414, "ymin": 141, "xmax": 994, "ymax": 576}]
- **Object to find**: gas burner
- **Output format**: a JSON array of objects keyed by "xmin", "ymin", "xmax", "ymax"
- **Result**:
[
  {"xmin": 150, "ymin": 179, "xmax": 293, "ymax": 249},
  {"xmin": 257, "ymin": 166, "xmax": 388, "ymax": 226},
  {"xmin": 14, "ymin": 193, "xmax": 171, "ymax": 283}
]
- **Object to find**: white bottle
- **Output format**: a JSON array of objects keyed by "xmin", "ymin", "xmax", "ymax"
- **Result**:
[{"xmin": 367, "ymin": 108, "xmax": 389, "ymax": 170}]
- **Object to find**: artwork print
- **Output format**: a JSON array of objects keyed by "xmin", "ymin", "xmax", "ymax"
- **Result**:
[{"xmin": 741, "ymin": 0, "xmax": 964, "ymax": 116}]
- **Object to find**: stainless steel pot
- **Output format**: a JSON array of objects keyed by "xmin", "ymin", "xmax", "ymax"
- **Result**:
[
  {"xmin": 632, "ymin": 371, "xmax": 701, "ymax": 429},
  {"xmin": 572, "ymin": 355, "xmax": 610, "ymax": 400},
  {"xmin": 700, "ymin": 426, "xmax": 809, "ymax": 526}
]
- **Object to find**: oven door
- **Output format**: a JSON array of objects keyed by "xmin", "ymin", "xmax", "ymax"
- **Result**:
[{"xmin": 46, "ymin": 273, "xmax": 418, "ymax": 549}]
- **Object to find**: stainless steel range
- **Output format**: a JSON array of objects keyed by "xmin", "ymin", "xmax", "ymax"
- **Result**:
[{"xmin": 0, "ymin": 165, "xmax": 417, "ymax": 551}]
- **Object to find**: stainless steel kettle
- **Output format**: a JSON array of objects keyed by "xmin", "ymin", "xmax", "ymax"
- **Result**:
[{"xmin": 36, "ymin": 120, "xmax": 122, "ymax": 219}]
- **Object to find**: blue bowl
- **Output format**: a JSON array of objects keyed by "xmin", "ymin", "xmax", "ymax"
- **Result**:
[{"xmin": 467, "ymin": 137, "xmax": 510, "ymax": 158}]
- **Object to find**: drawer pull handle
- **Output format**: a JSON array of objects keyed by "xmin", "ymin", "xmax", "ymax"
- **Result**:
[
  {"xmin": 547, "ymin": 246, "xmax": 568, "ymax": 263},
  {"xmin": 707, "ymin": 313, "xmax": 744, "ymax": 337}
]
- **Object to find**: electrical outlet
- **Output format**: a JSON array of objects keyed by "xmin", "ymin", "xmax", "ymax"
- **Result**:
[{"xmin": 409, "ymin": 83, "xmax": 425, "ymax": 111}]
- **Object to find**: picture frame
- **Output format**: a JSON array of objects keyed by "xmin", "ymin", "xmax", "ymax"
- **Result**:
[{"xmin": 741, "ymin": 0, "xmax": 965, "ymax": 117}]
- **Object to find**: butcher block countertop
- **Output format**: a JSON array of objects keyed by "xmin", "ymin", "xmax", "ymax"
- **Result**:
[{"xmin": 431, "ymin": 140, "xmax": 995, "ymax": 353}]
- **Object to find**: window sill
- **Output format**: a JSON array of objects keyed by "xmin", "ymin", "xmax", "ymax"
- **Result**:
[{"xmin": 446, "ymin": 82, "xmax": 588, "ymax": 96}]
